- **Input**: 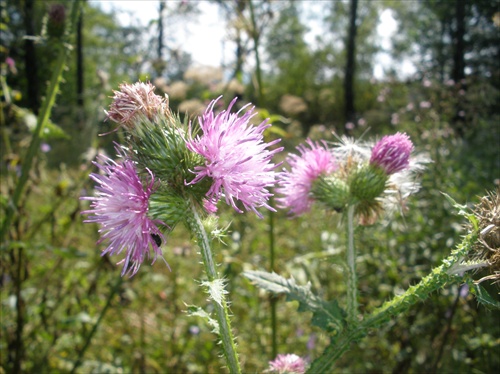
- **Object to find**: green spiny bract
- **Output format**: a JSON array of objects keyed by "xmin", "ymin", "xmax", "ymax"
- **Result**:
[
  {"xmin": 348, "ymin": 164, "xmax": 388, "ymax": 203},
  {"xmin": 129, "ymin": 113, "xmax": 211, "ymax": 201},
  {"xmin": 311, "ymin": 175, "xmax": 350, "ymax": 212}
]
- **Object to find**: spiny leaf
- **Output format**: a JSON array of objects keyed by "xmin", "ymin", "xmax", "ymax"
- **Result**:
[
  {"xmin": 201, "ymin": 279, "xmax": 228, "ymax": 307},
  {"xmin": 442, "ymin": 192, "xmax": 478, "ymax": 229},
  {"xmin": 186, "ymin": 304, "xmax": 220, "ymax": 335},
  {"xmin": 243, "ymin": 270, "xmax": 345, "ymax": 334},
  {"xmin": 470, "ymin": 283, "xmax": 500, "ymax": 310}
]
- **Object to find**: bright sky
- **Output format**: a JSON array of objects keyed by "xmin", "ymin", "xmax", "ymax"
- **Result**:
[
  {"xmin": 92, "ymin": 1, "xmax": 414, "ymax": 79},
  {"xmin": 93, "ymin": 0, "xmax": 227, "ymax": 67}
]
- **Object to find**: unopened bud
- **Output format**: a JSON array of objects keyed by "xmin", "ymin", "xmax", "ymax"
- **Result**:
[
  {"xmin": 311, "ymin": 176, "xmax": 350, "ymax": 212},
  {"xmin": 47, "ymin": 4, "xmax": 66, "ymax": 39},
  {"xmin": 349, "ymin": 164, "xmax": 388, "ymax": 202}
]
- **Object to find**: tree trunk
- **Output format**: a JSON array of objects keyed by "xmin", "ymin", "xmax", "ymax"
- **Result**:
[
  {"xmin": 24, "ymin": 0, "xmax": 39, "ymax": 113},
  {"xmin": 452, "ymin": 0, "xmax": 467, "ymax": 136},
  {"xmin": 452, "ymin": 0, "xmax": 466, "ymax": 83},
  {"xmin": 233, "ymin": 0, "xmax": 246, "ymax": 83},
  {"xmin": 344, "ymin": 0, "xmax": 358, "ymax": 126},
  {"xmin": 158, "ymin": 1, "xmax": 165, "ymax": 61},
  {"xmin": 76, "ymin": 9, "xmax": 84, "ymax": 107}
]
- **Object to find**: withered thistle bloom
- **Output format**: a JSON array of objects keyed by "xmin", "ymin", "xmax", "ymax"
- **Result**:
[
  {"xmin": 468, "ymin": 189, "xmax": 500, "ymax": 284},
  {"xmin": 81, "ymin": 146, "xmax": 167, "ymax": 276},
  {"xmin": 268, "ymin": 353, "xmax": 306, "ymax": 374},
  {"xmin": 105, "ymin": 82, "xmax": 169, "ymax": 129},
  {"xmin": 370, "ymin": 132, "xmax": 413, "ymax": 175},
  {"xmin": 186, "ymin": 96, "xmax": 283, "ymax": 218},
  {"xmin": 276, "ymin": 139, "xmax": 337, "ymax": 216}
]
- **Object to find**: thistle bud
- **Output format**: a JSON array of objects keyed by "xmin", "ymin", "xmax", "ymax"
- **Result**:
[
  {"xmin": 349, "ymin": 164, "xmax": 388, "ymax": 202},
  {"xmin": 311, "ymin": 175, "xmax": 350, "ymax": 212},
  {"xmin": 46, "ymin": 4, "xmax": 66, "ymax": 39}
]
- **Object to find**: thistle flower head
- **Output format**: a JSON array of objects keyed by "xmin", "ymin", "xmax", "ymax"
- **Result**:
[
  {"xmin": 81, "ymin": 146, "xmax": 167, "ymax": 276},
  {"xmin": 268, "ymin": 354, "xmax": 306, "ymax": 374},
  {"xmin": 370, "ymin": 132, "xmax": 413, "ymax": 174},
  {"xmin": 468, "ymin": 188, "xmax": 500, "ymax": 284},
  {"xmin": 276, "ymin": 139, "xmax": 337, "ymax": 216},
  {"xmin": 106, "ymin": 82, "xmax": 169, "ymax": 129},
  {"xmin": 186, "ymin": 96, "xmax": 283, "ymax": 218}
]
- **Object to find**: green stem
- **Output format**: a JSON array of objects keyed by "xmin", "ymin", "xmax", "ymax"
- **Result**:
[
  {"xmin": 345, "ymin": 205, "xmax": 358, "ymax": 324},
  {"xmin": 269, "ymin": 207, "xmax": 278, "ymax": 359},
  {"xmin": 308, "ymin": 230, "xmax": 476, "ymax": 373},
  {"xmin": 70, "ymin": 275, "xmax": 123, "ymax": 374},
  {"xmin": 0, "ymin": 0, "xmax": 80, "ymax": 243},
  {"xmin": 187, "ymin": 200, "xmax": 241, "ymax": 374}
]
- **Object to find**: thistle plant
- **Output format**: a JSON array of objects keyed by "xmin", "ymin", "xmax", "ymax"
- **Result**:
[
  {"xmin": 81, "ymin": 83, "xmax": 283, "ymax": 373},
  {"xmin": 244, "ymin": 135, "xmax": 498, "ymax": 372}
]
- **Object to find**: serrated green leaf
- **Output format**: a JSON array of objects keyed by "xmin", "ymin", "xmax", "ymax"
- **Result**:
[
  {"xmin": 471, "ymin": 283, "xmax": 500, "ymax": 310},
  {"xmin": 441, "ymin": 192, "xmax": 478, "ymax": 230},
  {"xmin": 243, "ymin": 270, "xmax": 345, "ymax": 334}
]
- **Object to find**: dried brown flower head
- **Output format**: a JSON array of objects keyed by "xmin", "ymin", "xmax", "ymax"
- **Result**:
[
  {"xmin": 106, "ymin": 82, "xmax": 170, "ymax": 128},
  {"xmin": 470, "ymin": 188, "xmax": 500, "ymax": 284}
]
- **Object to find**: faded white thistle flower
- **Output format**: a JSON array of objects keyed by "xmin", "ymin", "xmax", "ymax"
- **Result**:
[{"xmin": 105, "ymin": 81, "xmax": 169, "ymax": 129}]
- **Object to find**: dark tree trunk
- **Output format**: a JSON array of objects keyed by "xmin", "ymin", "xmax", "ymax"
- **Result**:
[
  {"xmin": 76, "ymin": 10, "xmax": 84, "ymax": 107},
  {"xmin": 155, "ymin": 0, "xmax": 166, "ymax": 76},
  {"xmin": 452, "ymin": 0, "xmax": 466, "ymax": 83},
  {"xmin": 344, "ymin": 0, "xmax": 358, "ymax": 126},
  {"xmin": 233, "ymin": 0, "xmax": 246, "ymax": 83},
  {"xmin": 24, "ymin": 0, "xmax": 39, "ymax": 113},
  {"xmin": 452, "ymin": 0, "xmax": 467, "ymax": 136}
]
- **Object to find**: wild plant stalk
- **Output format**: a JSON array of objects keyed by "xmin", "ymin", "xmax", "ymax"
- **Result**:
[
  {"xmin": 345, "ymin": 204, "xmax": 358, "ymax": 324},
  {"xmin": 70, "ymin": 276, "xmax": 124, "ymax": 374},
  {"xmin": 269, "ymin": 206, "xmax": 278, "ymax": 359},
  {"xmin": 247, "ymin": 0, "xmax": 278, "ymax": 358},
  {"xmin": 186, "ymin": 200, "xmax": 241, "ymax": 374},
  {"xmin": 0, "ymin": 0, "xmax": 80, "ymax": 243},
  {"xmin": 308, "ymin": 229, "xmax": 476, "ymax": 373},
  {"xmin": 1, "ymin": 3, "xmax": 80, "ymax": 373}
]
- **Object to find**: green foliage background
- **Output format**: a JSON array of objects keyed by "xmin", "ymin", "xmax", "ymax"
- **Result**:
[{"xmin": 1, "ymin": 0, "xmax": 499, "ymax": 373}]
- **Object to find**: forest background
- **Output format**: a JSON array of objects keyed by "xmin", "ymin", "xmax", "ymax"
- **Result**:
[{"xmin": 1, "ymin": 0, "xmax": 499, "ymax": 373}]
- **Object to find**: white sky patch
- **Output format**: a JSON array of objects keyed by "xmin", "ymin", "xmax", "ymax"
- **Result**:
[
  {"xmin": 374, "ymin": 9, "xmax": 416, "ymax": 79},
  {"xmin": 94, "ymin": 0, "xmax": 228, "ymax": 67}
]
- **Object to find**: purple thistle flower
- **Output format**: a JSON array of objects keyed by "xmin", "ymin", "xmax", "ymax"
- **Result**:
[
  {"xmin": 81, "ymin": 146, "xmax": 167, "ymax": 276},
  {"xmin": 268, "ymin": 354, "xmax": 306, "ymax": 374},
  {"xmin": 276, "ymin": 139, "xmax": 337, "ymax": 216},
  {"xmin": 186, "ymin": 96, "xmax": 283, "ymax": 218},
  {"xmin": 370, "ymin": 132, "xmax": 414, "ymax": 175}
]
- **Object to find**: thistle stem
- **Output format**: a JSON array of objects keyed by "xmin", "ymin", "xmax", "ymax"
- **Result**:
[
  {"xmin": 308, "ymin": 230, "xmax": 476, "ymax": 373},
  {"xmin": 346, "ymin": 204, "xmax": 358, "ymax": 324},
  {"xmin": 187, "ymin": 201, "xmax": 241, "ymax": 374}
]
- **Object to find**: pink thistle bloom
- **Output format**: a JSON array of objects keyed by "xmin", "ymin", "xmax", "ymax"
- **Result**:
[
  {"xmin": 268, "ymin": 353, "xmax": 306, "ymax": 374},
  {"xmin": 81, "ymin": 146, "xmax": 167, "ymax": 276},
  {"xmin": 186, "ymin": 97, "xmax": 283, "ymax": 218},
  {"xmin": 370, "ymin": 132, "xmax": 414, "ymax": 175},
  {"xmin": 276, "ymin": 139, "xmax": 337, "ymax": 216},
  {"xmin": 106, "ymin": 82, "xmax": 168, "ymax": 128}
]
